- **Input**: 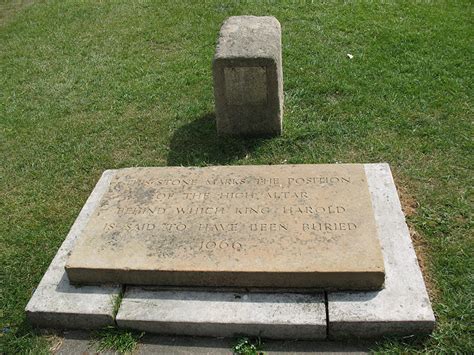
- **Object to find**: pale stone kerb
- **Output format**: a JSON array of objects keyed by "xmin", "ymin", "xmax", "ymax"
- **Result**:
[
  {"xmin": 116, "ymin": 288, "xmax": 327, "ymax": 339},
  {"xmin": 25, "ymin": 169, "xmax": 120, "ymax": 329},
  {"xmin": 327, "ymin": 163, "xmax": 435, "ymax": 338}
]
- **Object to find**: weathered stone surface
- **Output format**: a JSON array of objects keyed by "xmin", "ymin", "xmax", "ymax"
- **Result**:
[
  {"xmin": 213, "ymin": 16, "xmax": 283, "ymax": 136},
  {"xmin": 116, "ymin": 288, "xmax": 326, "ymax": 339},
  {"xmin": 66, "ymin": 164, "xmax": 384, "ymax": 290},
  {"xmin": 25, "ymin": 170, "xmax": 120, "ymax": 329},
  {"xmin": 327, "ymin": 164, "xmax": 435, "ymax": 338}
]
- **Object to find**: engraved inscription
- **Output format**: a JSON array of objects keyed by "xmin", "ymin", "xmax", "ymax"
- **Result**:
[
  {"xmin": 198, "ymin": 240, "xmax": 242, "ymax": 252},
  {"xmin": 93, "ymin": 168, "xmax": 367, "ymax": 259}
]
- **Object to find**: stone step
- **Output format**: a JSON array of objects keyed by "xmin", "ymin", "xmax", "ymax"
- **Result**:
[{"xmin": 116, "ymin": 289, "xmax": 327, "ymax": 339}]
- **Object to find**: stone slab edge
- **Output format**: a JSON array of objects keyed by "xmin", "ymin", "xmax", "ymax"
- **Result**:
[
  {"xmin": 116, "ymin": 289, "xmax": 326, "ymax": 340},
  {"xmin": 25, "ymin": 170, "xmax": 121, "ymax": 329},
  {"xmin": 327, "ymin": 163, "xmax": 435, "ymax": 338}
]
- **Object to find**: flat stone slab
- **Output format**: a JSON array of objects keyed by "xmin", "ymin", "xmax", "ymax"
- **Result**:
[
  {"xmin": 25, "ymin": 170, "xmax": 120, "ymax": 329},
  {"xmin": 116, "ymin": 288, "xmax": 326, "ymax": 339},
  {"xmin": 65, "ymin": 164, "xmax": 384, "ymax": 290},
  {"xmin": 327, "ymin": 164, "xmax": 435, "ymax": 338}
]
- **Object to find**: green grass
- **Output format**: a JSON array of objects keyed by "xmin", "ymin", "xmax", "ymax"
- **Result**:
[
  {"xmin": 112, "ymin": 287, "xmax": 125, "ymax": 318},
  {"xmin": 233, "ymin": 336, "xmax": 264, "ymax": 355},
  {"xmin": 92, "ymin": 327, "xmax": 143, "ymax": 354},
  {"xmin": 1, "ymin": 0, "xmax": 472, "ymax": 353}
]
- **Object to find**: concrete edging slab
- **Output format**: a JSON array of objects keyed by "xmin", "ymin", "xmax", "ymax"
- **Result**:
[
  {"xmin": 25, "ymin": 170, "xmax": 121, "ymax": 329},
  {"xmin": 116, "ymin": 289, "xmax": 327, "ymax": 339},
  {"xmin": 327, "ymin": 163, "xmax": 435, "ymax": 338}
]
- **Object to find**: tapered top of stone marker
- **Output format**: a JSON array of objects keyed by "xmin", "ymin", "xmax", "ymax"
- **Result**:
[{"xmin": 214, "ymin": 16, "xmax": 282, "ymax": 61}]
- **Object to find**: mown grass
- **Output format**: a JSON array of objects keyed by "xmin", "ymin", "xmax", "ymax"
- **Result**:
[
  {"xmin": 92, "ymin": 327, "xmax": 143, "ymax": 354},
  {"xmin": 1, "ymin": 1, "xmax": 472, "ymax": 353}
]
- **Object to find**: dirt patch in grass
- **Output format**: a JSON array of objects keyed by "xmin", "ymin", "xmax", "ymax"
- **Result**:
[{"xmin": 394, "ymin": 176, "xmax": 440, "ymax": 302}]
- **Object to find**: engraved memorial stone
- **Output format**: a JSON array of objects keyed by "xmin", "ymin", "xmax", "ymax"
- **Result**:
[
  {"xmin": 213, "ymin": 16, "xmax": 283, "ymax": 136},
  {"xmin": 66, "ymin": 164, "xmax": 385, "ymax": 290}
]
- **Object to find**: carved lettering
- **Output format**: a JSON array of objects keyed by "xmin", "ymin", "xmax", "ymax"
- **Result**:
[
  {"xmin": 207, "ymin": 177, "xmax": 248, "ymax": 185},
  {"xmin": 249, "ymin": 223, "xmax": 289, "ymax": 231},
  {"xmin": 153, "ymin": 192, "xmax": 174, "ymax": 200},
  {"xmin": 218, "ymin": 191, "xmax": 258, "ymax": 199},
  {"xmin": 117, "ymin": 207, "xmax": 167, "ymax": 215},
  {"xmin": 198, "ymin": 239, "xmax": 243, "ymax": 251},
  {"xmin": 103, "ymin": 223, "xmax": 187, "ymax": 232},
  {"xmin": 287, "ymin": 176, "xmax": 351, "ymax": 185},
  {"xmin": 256, "ymin": 177, "xmax": 280, "ymax": 185},
  {"xmin": 302, "ymin": 222, "xmax": 357, "ymax": 232},
  {"xmin": 266, "ymin": 191, "xmax": 309, "ymax": 199},
  {"xmin": 235, "ymin": 206, "xmax": 271, "ymax": 214},
  {"xmin": 183, "ymin": 192, "xmax": 210, "ymax": 200},
  {"xmin": 283, "ymin": 205, "xmax": 346, "ymax": 215},
  {"xmin": 176, "ymin": 207, "xmax": 225, "ymax": 214},
  {"xmin": 199, "ymin": 223, "xmax": 238, "ymax": 232}
]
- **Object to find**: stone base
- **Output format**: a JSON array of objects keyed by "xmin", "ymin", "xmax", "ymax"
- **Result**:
[{"xmin": 26, "ymin": 164, "xmax": 435, "ymax": 339}]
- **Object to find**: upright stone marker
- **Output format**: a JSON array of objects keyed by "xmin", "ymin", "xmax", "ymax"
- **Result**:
[
  {"xmin": 65, "ymin": 164, "xmax": 384, "ymax": 290},
  {"xmin": 213, "ymin": 16, "xmax": 283, "ymax": 136}
]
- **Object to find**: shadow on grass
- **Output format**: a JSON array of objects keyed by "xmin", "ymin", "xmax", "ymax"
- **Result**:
[{"xmin": 167, "ymin": 113, "xmax": 266, "ymax": 166}]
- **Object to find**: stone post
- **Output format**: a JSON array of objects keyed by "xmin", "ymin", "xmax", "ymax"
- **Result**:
[{"xmin": 213, "ymin": 16, "xmax": 283, "ymax": 136}]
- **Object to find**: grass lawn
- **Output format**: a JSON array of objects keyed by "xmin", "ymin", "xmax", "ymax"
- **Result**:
[{"xmin": 1, "ymin": 0, "xmax": 472, "ymax": 353}]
